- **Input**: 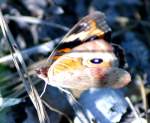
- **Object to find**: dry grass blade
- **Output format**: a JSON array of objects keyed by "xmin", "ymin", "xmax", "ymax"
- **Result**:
[
  {"xmin": 135, "ymin": 75, "xmax": 148, "ymax": 121},
  {"xmin": 5, "ymin": 15, "xmax": 69, "ymax": 31},
  {"xmin": 0, "ymin": 10, "xmax": 49, "ymax": 123},
  {"xmin": 0, "ymin": 38, "xmax": 60, "ymax": 64},
  {"xmin": 136, "ymin": 75, "xmax": 147, "ymax": 111}
]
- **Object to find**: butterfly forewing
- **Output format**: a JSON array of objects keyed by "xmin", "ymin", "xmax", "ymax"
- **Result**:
[{"xmin": 47, "ymin": 11, "xmax": 111, "ymax": 64}]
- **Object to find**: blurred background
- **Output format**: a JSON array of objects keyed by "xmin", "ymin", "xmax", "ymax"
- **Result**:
[{"xmin": 0, "ymin": 0, "xmax": 150, "ymax": 123}]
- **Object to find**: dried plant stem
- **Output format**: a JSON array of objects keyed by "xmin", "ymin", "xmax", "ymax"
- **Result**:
[
  {"xmin": 125, "ymin": 97, "xmax": 139, "ymax": 119},
  {"xmin": 136, "ymin": 75, "xmax": 148, "ymax": 121},
  {"xmin": 59, "ymin": 88, "xmax": 93, "ymax": 123},
  {"xmin": 125, "ymin": 97, "xmax": 148, "ymax": 123},
  {"xmin": 139, "ymin": 77, "xmax": 147, "ymax": 111},
  {"xmin": 0, "ymin": 38, "xmax": 61, "ymax": 64},
  {"xmin": 5, "ymin": 15, "xmax": 69, "ymax": 31},
  {"xmin": 0, "ymin": 9, "xmax": 49, "ymax": 123}
]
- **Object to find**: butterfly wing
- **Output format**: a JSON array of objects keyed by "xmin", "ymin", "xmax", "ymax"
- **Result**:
[
  {"xmin": 47, "ymin": 40, "xmax": 131, "ymax": 90},
  {"xmin": 47, "ymin": 11, "xmax": 111, "ymax": 64},
  {"xmin": 61, "ymin": 11, "xmax": 111, "ymax": 43},
  {"xmin": 46, "ymin": 11, "xmax": 130, "ymax": 91},
  {"xmin": 36, "ymin": 11, "xmax": 130, "ymax": 96}
]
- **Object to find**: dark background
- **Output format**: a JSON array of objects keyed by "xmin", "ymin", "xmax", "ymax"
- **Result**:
[{"xmin": 0, "ymin": 0, "xmax": 150, "ymax": 123}]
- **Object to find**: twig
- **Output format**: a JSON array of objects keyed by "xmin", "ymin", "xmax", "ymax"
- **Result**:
[
  {"xmin": 5, "ymin": 15, "xmax": 69, "ymax": 31},
  {"xmin": 125, "ymin": 97, "xmax": 139, "ymax": 119}
]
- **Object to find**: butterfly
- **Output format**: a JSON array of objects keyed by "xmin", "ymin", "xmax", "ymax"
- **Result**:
[{"xmin": 37, "ymin": 11, "xmax": 131, "ymax": 96}]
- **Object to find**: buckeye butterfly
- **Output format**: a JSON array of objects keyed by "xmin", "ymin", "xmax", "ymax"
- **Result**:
[{"xmin": 37, "ymin": 11, "xmax": 131, "ymax": 97}]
